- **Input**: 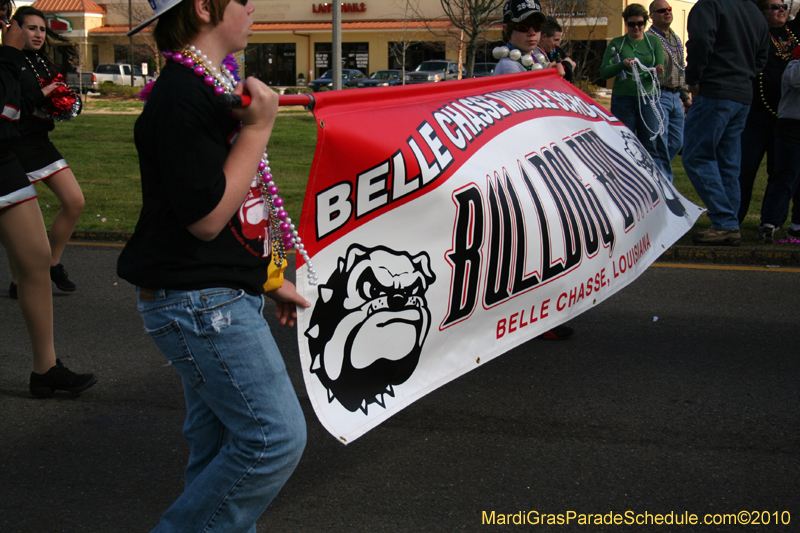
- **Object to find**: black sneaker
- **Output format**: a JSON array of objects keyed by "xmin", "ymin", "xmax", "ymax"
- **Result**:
[
  {"xmin": 9, "ymin": 282, "xmax": 17, "ymax": 299},
  {"xmin": 757, "ymin": 224, "xmax": 775, "ymax": 244},
  {"xmin": 50, "ymin": 263, "xmax": 77, "ymax": 292},
  {"xmin": 787, "ymin": 227, "xmax": 800, "ymax": 240},
  {"xmin": 30, "ymin": 359, "xmax": 97, "ymax": 398},
  {"xmin": 537, "ymin": 324, "xmax": 575, "ymax": 340}
]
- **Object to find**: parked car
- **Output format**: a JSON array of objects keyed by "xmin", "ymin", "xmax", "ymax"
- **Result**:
[
  {"xmin": 308, "ymin": 69, "xmax": 366, "ymax": 91},
  {"xmin": 358, "ymin": 70, "xmax": 402, "ymax": 88},
  {"xmin": 67, "ymin": 63, "xmax": 154, "ymax": 93},
  {"xmin": 404, "ymin": 60, "xmax": 463, "ymax": 84},
  {"xmin": 472, "ymin": 62, "xmax": 497, "ymax": 77}
]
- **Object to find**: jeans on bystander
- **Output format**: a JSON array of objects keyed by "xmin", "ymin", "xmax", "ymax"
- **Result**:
[{"xmin": 682, "ymin": 96, "xmax": 750, "ymax": 231}]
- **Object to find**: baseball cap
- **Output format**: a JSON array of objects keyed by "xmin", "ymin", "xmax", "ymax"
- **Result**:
[
  {"xmin": 127, "ymin": 0, "xmax": 183, "ymax": 36},
  {"xmin": 503, "ymin": 0, "xmax": 547, "ymax": 24}
]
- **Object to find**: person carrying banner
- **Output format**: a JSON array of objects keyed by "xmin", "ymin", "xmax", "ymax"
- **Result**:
[
  {"xmin": 8, "ymin": 6, "xmax": 84, "ymax": 298},
  {"xmin": 682, "ymin": 0, "xmax": 769, "ymax": 245},
  {"xmin": 118, "ymin": 0, "xmax": 309, "ymax": 530},
  {"xmin": 1, "ymin": 1, "xmax": 96, "ymax": 397},
  {"xmin": 493, "ymin": 0, "xmax": 564, "ymax": 78},
  {"xmin": 491, "ymin": 2, "xmax": 572, "ymax": 341},
  {"xmin": 646, "ymin": 0, "xmax": 689, "ymax": 182},
  {"xmin": 600, "ymin": 4, "xmax": 667, "ymax": 180},
  {"xmin": 539, "ymin": 17, "xmax": 576, "ymax": 83}
]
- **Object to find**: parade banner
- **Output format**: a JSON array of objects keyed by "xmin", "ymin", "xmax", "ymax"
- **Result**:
[{"xmin": 294, "ymin": 70, "xmax": 703, "ymax": 443}]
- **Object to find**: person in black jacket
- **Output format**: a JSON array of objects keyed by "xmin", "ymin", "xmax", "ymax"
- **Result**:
[
  {"xmin": 538, "ymin": 18, "xmax": 576, "ymax": 83},
  {"xmin": 8, "ymin": 6, "xmax": 84, "ymax": 296},
  {"xmin": 683, "ymin": 0, "xmax": 770, "ymax": 245},
  {"xmin": 0, "ymin": 0, "xmax": 96, "ymax": 397},
  {"xmin": 735, "ymin": 0, "xmax": 798, "ymax": 242}
]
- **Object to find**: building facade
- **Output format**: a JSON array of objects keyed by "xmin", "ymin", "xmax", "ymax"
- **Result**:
[{"xmin": 28, "ymin": 0, "xmax": 704, "ymax": 85}]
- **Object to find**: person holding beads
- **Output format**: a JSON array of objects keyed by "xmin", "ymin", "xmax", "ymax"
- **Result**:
[
  {"xmin": 599, "ymin": 4, "xmax": 666, "ymax": 178},
  {"xmin": 118, "ymin": 0, "xmax": 308, "ymax": 530},
  {"xmin": 493, "ymin": 0, "xmax": 564, "ymax": 78},
  {"xmin": 8, "ymin": 6, "xmax": 84, "ymax": 298},
  {"xmin": 646, "ymin": 0, "xmax": 689, "ymax": 182},
  {"xmin": 0, "ymin": 0, "xmax": 96, "ymax": 397}
]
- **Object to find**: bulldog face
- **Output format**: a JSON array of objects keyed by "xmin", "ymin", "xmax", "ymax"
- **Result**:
[
  {"xmin": 621, "ymin": 130, "xmax": 657, "ymax": 178},
  {"xmin": 305, "ymin": 244, "xmax": 436, "ymax": 413}
]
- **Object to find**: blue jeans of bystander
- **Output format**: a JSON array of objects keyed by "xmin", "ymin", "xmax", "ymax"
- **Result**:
[
  {"xmin": 682, "ymin": 96, "xmax": 750, "ymax": 231},
  {"xmin": 137, "ymin": 287, "xmax": 307, "ymax": 533},
  {"xmin": 611, "ymin": 94, "xmax": 671, "ymax": 181},
  {"xmin": 658, "ymin": 91, "xmax": 685, "ymax": 182}
]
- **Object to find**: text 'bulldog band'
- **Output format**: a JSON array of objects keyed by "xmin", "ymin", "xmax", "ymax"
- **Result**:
[{"xmin": 293, "ymin": 70, "xmax": 703, "ymax": 444}]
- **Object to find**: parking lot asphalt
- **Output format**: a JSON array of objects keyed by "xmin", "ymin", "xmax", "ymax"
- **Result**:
[{"xmin": 0, "ymin": 242, "xmax": 798, "ymax": 532}]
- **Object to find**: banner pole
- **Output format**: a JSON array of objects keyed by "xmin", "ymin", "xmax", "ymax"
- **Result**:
[{"xmin": 278, "ymin": 94, "xmax": 315, "ymax": 110}]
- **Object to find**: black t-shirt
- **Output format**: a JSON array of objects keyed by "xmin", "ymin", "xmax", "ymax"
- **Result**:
[{"xmin": 117, "ymin": 62, "xmax": 272, "ymax": 294}]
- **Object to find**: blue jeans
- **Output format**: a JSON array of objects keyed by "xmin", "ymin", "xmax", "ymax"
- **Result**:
[
  {"xmin": 761, "ymin": 135, "xmax": 800, "ymax": 227},
  {"xmin": 611, "ymin": 94, "xmax": 671, "ymax": 181},
  {"xmin": 737, "ymin": 108, "xmax": 776, "ymax": 224},
  {"xmin": 682, "ymin": 96, "xmax": 750, "ymax": 231},
  {"xmin": 137, "ymin": 287, "xmax": 306, "ymax": 533},
  {"xmin": 658, "ymin": 91, "xmax": 685, "ymax": 182}
]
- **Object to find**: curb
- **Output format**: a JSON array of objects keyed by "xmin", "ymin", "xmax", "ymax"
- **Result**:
[{"xmin": 70, "ymin": 231, "xmax": 800, "ymax": 267}]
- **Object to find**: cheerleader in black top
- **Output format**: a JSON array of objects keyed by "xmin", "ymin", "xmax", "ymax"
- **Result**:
[
  {"xmin": 0, "ymin": 1, "xmax": 95, "ymax": 397},
  {"xmin": 9, "ymin": 6, "xmax": 84, "ymax": 295}
]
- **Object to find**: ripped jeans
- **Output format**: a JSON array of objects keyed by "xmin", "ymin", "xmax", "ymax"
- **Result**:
[{"xmin": 137, "ymin": 287, "xmax": 306, "ymax": 533}]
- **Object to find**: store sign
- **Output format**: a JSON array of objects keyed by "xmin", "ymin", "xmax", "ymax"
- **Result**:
[
  {"xmin": 46, "ymin": 15, "xmax": 72, "ymax": 32},
  {"xmin": 312, "ymin": 2, "xmax": 367, "ymax": 13}
]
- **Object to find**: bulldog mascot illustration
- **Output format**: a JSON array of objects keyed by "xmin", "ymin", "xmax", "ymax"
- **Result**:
[
  {"xmin": 620, "ymin": 129, "xmax": 687, "ymax": 218},
  {"xmin": 305, "ymin": 244, "xmax": 436, "ymax": 414}
]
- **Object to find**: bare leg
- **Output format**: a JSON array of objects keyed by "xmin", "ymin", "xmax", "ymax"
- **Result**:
[
  {"xmin": 42, "ymin": 168, "xmax": 84, "ymax": 266},
  {"xmin": 0, "ymin": 200, "xmax": 56, "ymax": 374}
]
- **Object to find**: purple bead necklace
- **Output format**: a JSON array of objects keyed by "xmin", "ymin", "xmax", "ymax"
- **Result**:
[{"xmin": 162, "ymin": 46, "xmax": 318, "ymax": 287}]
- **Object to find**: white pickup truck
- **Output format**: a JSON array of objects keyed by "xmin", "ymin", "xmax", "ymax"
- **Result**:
[{"xmin": 67, "ymin": 63, "xmax": 154, "ymax": 92}]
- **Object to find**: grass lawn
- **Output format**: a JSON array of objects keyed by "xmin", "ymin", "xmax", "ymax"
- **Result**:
[
  {"xmin": 43, "ymin": 112, "xmax": 317, "ymax": 233},
  {"xmin": 41, "ymin": 105, "xmax": 774, "ymax": 244}
]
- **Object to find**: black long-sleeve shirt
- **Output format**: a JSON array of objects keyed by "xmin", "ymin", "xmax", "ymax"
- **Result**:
[
  {"xmin": 0, "ymin": 45, "xmax": 23, "ymax": 141},
  {"xmin": 685, "ymin": 0, "xmax": 770, "ymax": 104}
]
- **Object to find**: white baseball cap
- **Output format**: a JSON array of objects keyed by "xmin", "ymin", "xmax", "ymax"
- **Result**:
[{"xmin": 127, "ymin": 0, "xmax": 184, "ymax": 37}]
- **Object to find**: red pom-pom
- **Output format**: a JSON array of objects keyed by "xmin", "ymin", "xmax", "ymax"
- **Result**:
[{"xmin": 793, "ymin": 46, "xmax": 800, "ymax": 60}]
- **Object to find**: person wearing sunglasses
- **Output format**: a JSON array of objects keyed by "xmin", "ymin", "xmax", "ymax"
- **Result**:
[
  {"xmin": 494, "ymin": 0, "xmax": 563, "ymax": 76},
  {"xmin": 119, "ymin": 0, "xmax": 309, "ymax": 530},
  {"xmin": 736, "ymin": 0, "xmax": 800, "ymax": 243},
  {"xmin": 682, "ymin": 0, "xmax": 769, "ymax": 245},
  {"xmin": 646, "ymin": 0, "xmax": 689, "ymax": 183},
  {"xmin": 600, "ymin": 4, "xmax": 666, "ymax": 177},
  {"xmin": 1, "ymin": 0, "xmax": 97, "ymax": 398}
]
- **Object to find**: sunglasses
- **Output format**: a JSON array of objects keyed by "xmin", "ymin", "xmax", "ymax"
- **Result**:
[
  {"xmin": 626, "ymin": 20, "xmax": 646, "ymax": 28},
  {"xmin": 232, "ymin": 0, "xmax": 249, "ymax": 5},
  {"xmin": 652, "ymin": 7, "xmax": 672, "ymax": 14},
  {"xmin": 513, "ymin": 22, "xmax": 543, "ymax": 33},
  {"xmin": 769, "ymin": 3, "xmax": 788, "ymax": 10}
]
